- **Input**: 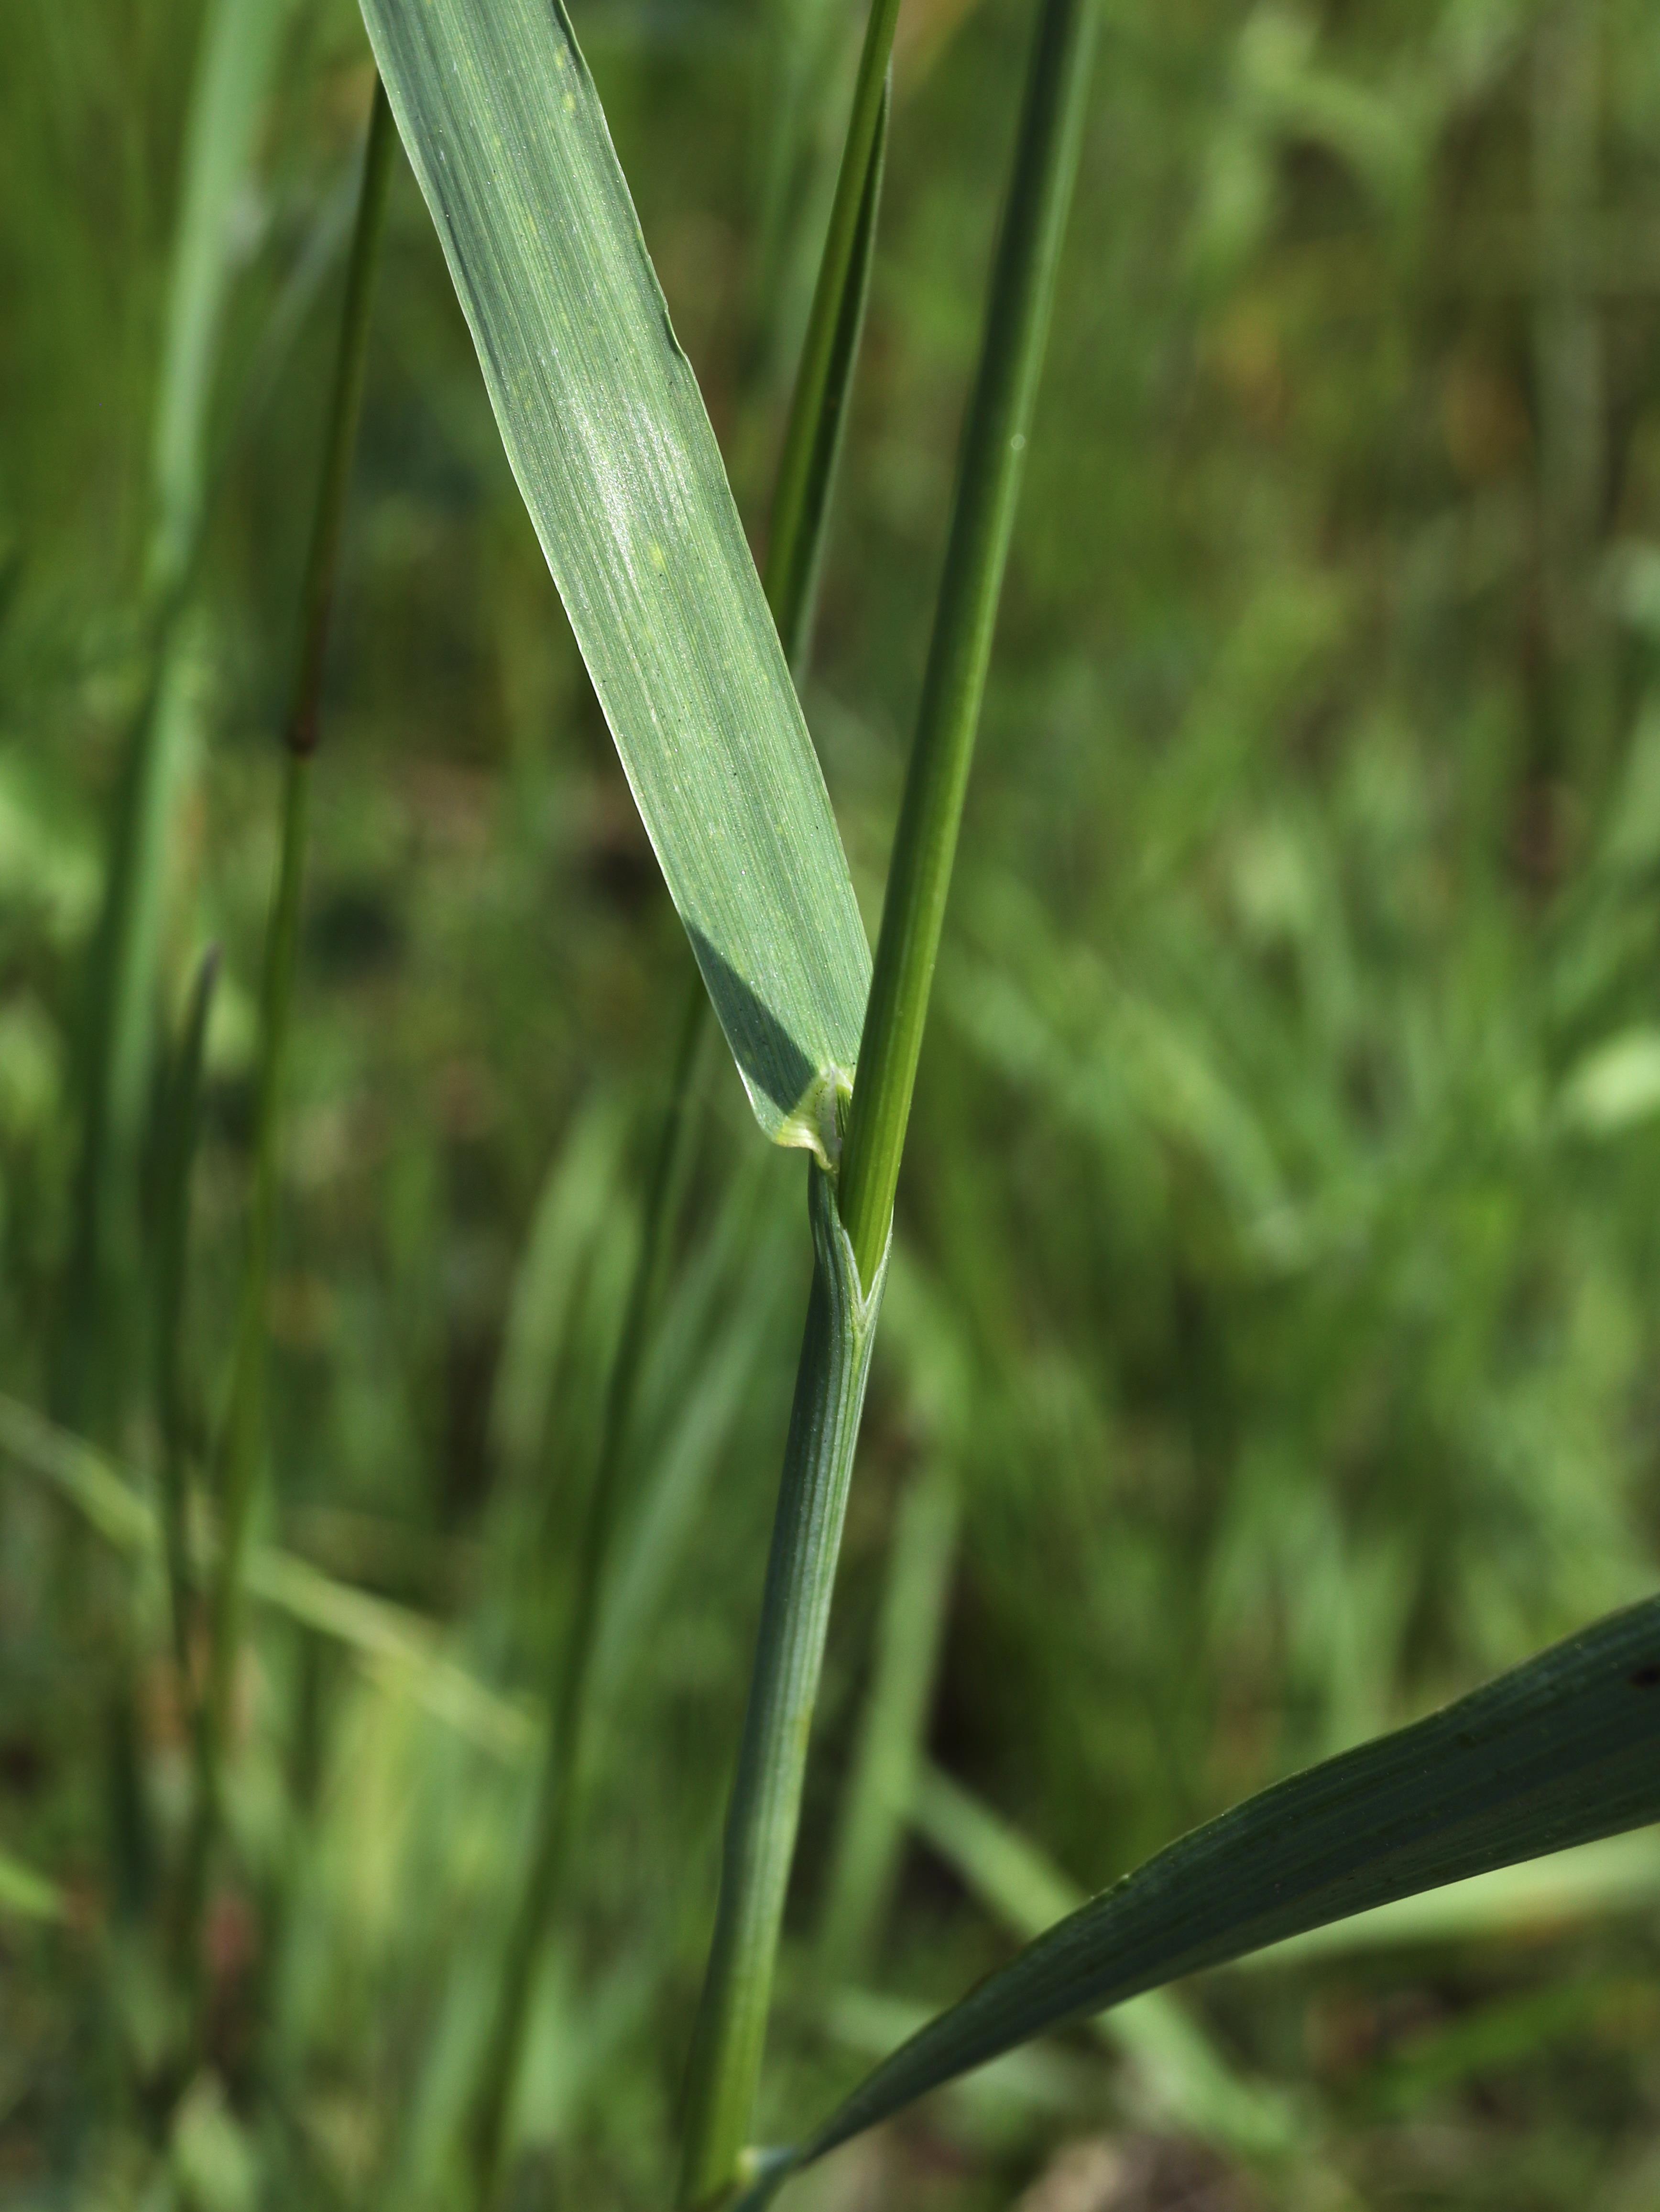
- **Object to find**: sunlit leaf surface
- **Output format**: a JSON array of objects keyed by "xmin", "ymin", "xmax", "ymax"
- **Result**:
[{"xmin": 359, "ymin": 0, "xmax": 870, "ymax": 1151}]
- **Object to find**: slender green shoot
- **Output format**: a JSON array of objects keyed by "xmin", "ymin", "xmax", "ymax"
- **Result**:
[
  {"xmin": 765, "ymin": 62, "xmax": 893, "ymax": 671},
  {"xmin": 154, "ymin": 949, "xmax": 220, "ymax": 1710},
  {"xmin": 152, "ymin": 946, "xmax": 219, "ymax": 1985},
  {"xmin": 678, "ymin": 1166, "xmax": 890, "ymax": 2209},
  {"xmin": 680, "ymin": 1, "xmax": 1096, "ymax": 2194},
  {"xmin": 55, "ymin": 0, "xmax": 290, "ymax": 1435},
  {"xmin": 466, "ymin": 977, "xmax": 707, "ymax": 2206},
  {"xmin": 283, "ymin": 83, "xmax": 397, "ymax": 762},
  {"xmin": 197, "ymin": 79, "xmax": 395, "ymax": 1910},
  {"xmin": 837, "ymin": 0, "xmax": 1098, "ymax": 1292},
  {"xmin": 57, "ymin": 646, "xmax": 196, "ymax": 1432}
]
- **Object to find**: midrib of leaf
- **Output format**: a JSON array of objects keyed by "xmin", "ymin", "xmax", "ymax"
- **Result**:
[{"xmin": 359, "ymin": 0, "xmax": 872, "ymax": 1154}]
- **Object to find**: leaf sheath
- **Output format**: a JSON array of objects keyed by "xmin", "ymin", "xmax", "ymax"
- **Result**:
[{"xmin": 677, "ymin": 1171, "xmax": 890, "ymax": 2206}]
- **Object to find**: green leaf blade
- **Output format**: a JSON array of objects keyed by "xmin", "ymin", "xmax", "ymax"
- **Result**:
[
  {"xmin": 360, "ymin": 0, "xmax": 870, "ymax": 1150},
  {"xmin": 793, "ymin": 1597, "xmax": 1660, "ymax": 2171}
]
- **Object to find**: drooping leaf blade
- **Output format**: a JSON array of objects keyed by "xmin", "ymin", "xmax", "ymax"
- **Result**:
[
  {"xmin": 358, "ymin": 0, "xmax": 871, "ymax": 1153},
  {"xmin": 761, "ymin": 1597, "xmax": 1660, "ymax": 2191}
]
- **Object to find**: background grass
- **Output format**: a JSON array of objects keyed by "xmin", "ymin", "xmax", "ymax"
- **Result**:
[{"xmin": 9, "ymin": 0, "xmax": 1660, "ymax": 2205}]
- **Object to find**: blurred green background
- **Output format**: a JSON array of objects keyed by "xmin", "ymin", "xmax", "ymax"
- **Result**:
[{"xmin": 9, "ymin": 0, "xmax": 1660, "ymax": 2204}]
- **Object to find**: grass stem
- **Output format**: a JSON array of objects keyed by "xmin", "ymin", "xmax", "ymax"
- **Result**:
[
  {"xmin": 154, "ymin": 948, "xmax": 220, "ymax": 1755},
  {"xmin": 835, "ymin": 0, "xmax": 1098, "ymax": 1291},
  {"xmin": 54, "ymin": 0, "xmax": 289, "ymax": 1435},
  {"xmin": 194, "ymin": 77, "xmax": 394, "ymax": 1958},
  {"xmin": 680, "ymin": 0, "xmax": 1096, "ymax": 2190},
  {"xmin": 286, "ymin": 81, "xmax": 397, "ymax": 759},
  {"xmin": 764, "ymin": 57, "xmax": 892, "ymax": 671}
]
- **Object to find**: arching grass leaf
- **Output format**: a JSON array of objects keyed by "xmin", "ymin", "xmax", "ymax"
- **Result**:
[
  {"xmin": 358, "ymin": 0, "xmax": 871, "ymax": 1155},
  {"xmin": 749, "ymin": 1597, "xmax": 1660, "ymax": 2198}
]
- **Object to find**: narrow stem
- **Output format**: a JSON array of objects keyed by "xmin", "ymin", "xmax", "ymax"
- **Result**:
[
  {"xmin": 55, "ymin": 0, "xmax": 290, "ymax": 1434},
  {"xmin": 677, "ymin": 1175, "xmax": 889, "ymax": 2208},
  {"xmin": 55, "ymin": 637, "xmax": 191, "ymax": 1435},
  {"xmin": 193, "ymin": 78, "xmax": 394, "ymax": 1962},
  {"xmin": 836, "ymin": 0, "xmax": 1098, "ymax": 1291},
  {"xmin": 467, "ymin": 975, "xmax": 706, "ymax": 2208},
  {"xmin": 155, "ymin": 947, "xmax": 220, "ymax": 1713},
  {"xmin": 765, "ymin": 70, "xmax": 891, "ymax": 671},
  {"xmin": 204, "ymin": 750, "xmax": 310, "ymax": 1758},
  {"xmin": 680, "ymin": 0, "xmax": 1096, "ymax": 2191},
  {"xmin": 289, "ymin": 80, "xmax": 397, "ymax": 757},
  {"xmin": 764, "ymin": 0, "xmax": 903, "ymax": 656}
]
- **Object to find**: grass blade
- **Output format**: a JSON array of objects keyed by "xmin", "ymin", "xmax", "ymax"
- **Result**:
[
  {"xmin": 488, "ymin": 1101, "xmax": 629, "ymax": 1491},
  {"xmin": 153, "ymin": 948, "xmax": 220, "ymax": 1707},
  {"xmin": 765, "ymin": 46, "xmax": 894, "ymax": 672},
  {"xmin": 150, "ymin": 0, "xmax": 295, "ymax": 594},
  {"xmin": 1234, "ymin": 1830, "xmax": 1660, "ymax": 1962},
  {"xmin": 57, "ymin": 649, "xmax": 200, "ymax": 1430},
  {"xmin": 360, "ymin": 0, "xmax": 871, "ymax": 1156},
  {"xmin": 458, "ymin": 0, "xmax": 900, "ymax": 2176},
  {"xmin": 757, "ymin": 1596, "xmax": 1660, "ymax": 2193},
  {"xmin": 201, "ymin": 80, "xmax": 395, "ymax": 1878},
  {"xmin": 55, "ymin": 0, "xmax": 289, "ymax": 1433}
]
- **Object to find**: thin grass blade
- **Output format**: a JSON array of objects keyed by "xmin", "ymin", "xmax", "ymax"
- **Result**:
[
  {"xmin": 765, "ymin": 59, "xmax": 893, "ymax": 672},
  {"xmin": 56, "ymin": 0, "xmax": 289, "ymax": 1429},
  {"xmin": 489, "ymin": 1099, "xmax": 629, "ymax": 1489},
  {"xmin": 682, "ymin": 0, "xmax": 1095, "ymax": 2186},
  {"xmin": 153, "ymin": 947, "xmax": 220, "ymax": 1695},
  {"xmin": 201, "ymin": 85, "xmax": 396, "ymax": 1928},
  {"xmin": 835, "ymin": 0, "xmax": 1097, "ymax": 1285},
  {"xmin": 678, "ymin": 1171, "xmax": 891, "ymax": 2207},
  {"xmin": 151, "ymin": 0, "xmax": 295, "ymax": 592}
]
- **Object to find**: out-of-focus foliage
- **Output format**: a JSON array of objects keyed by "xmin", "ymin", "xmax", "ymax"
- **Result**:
[{"xmin": 7, "ymin": 0, "xmax": 1660, "ymax": 2205}]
